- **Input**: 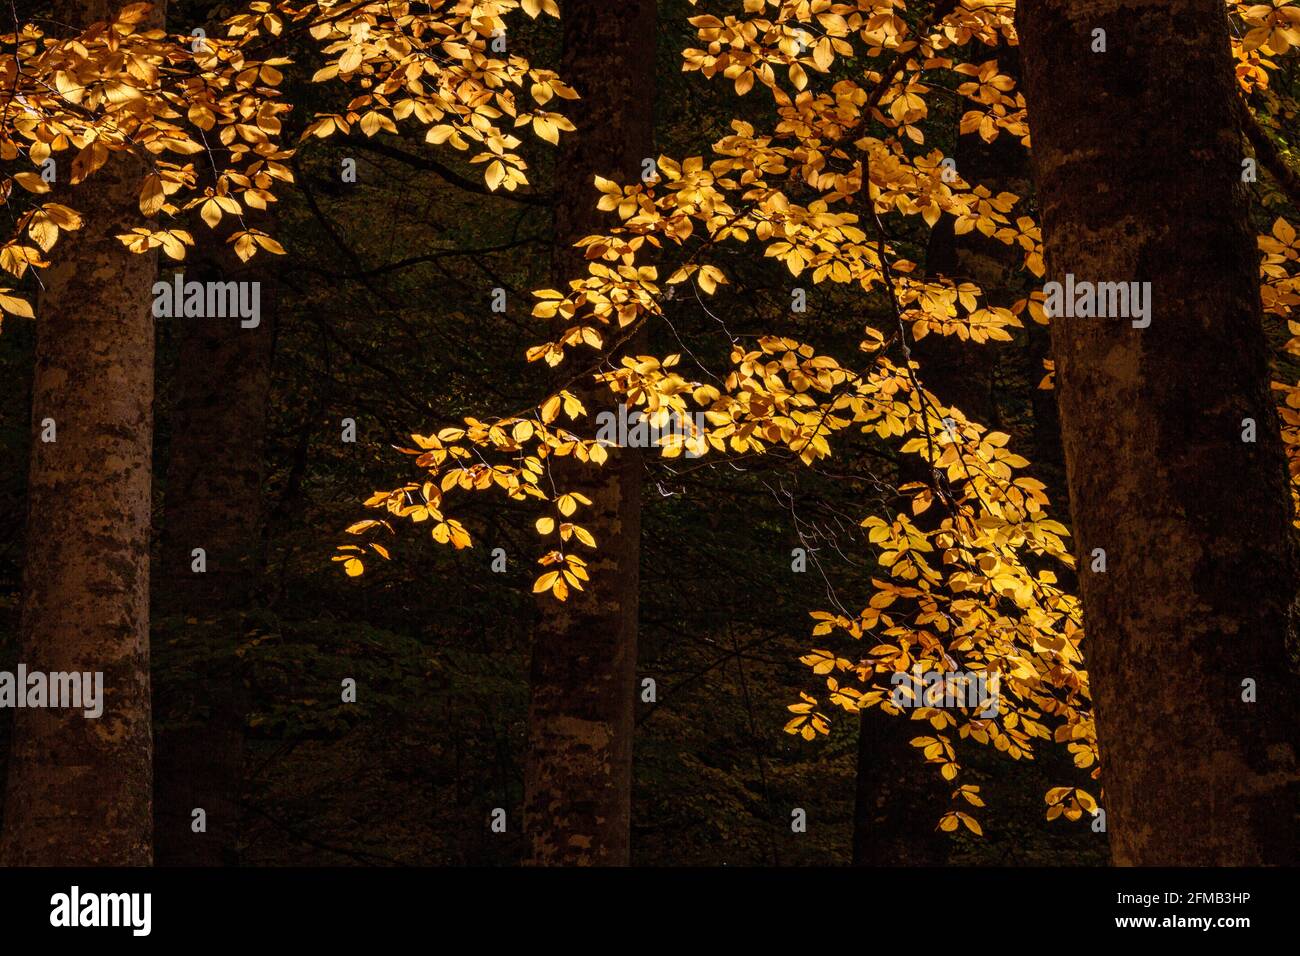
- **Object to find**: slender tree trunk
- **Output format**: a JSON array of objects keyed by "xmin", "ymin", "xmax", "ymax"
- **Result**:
[
  {"xmin": 851, "ymin": 714, "xmax": 951, "ymax": 864},
  {"xmin": 1017, "ymin": 0, "xmax": 1299, "ymax": 865},
  {"xmin": 522, "ymin": 0, "xmax": 656, "ymax": 866},
  {"xmin": 158, "ymin": 228, "xmax": 276, "ymax": 615},
  {"xmin": 153, "ymin": 220, "xmax": 277, "ymax": 866},
  {"xmin": 0, "ymin": 0, "xmax": 163, "ymax": 866},
  {"xmin": 916, "ymin": 46, "xmax": 1029, "ymax": 426},
  {"xmin": 852, "ymin": 50, "xmax": 1032, "ymax": 866}
]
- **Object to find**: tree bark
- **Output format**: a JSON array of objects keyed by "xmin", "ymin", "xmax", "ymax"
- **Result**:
[
  {"xmin": 0, "ymin": 0, "xmax": 163, "ymax": 866},
  {"xmin": 1017, "ymin": 0, "xmax": 1299, "ymax": 865},
  {"xmin": 521, "ymin": 0, "xmax": 657, "ymax": 866}
]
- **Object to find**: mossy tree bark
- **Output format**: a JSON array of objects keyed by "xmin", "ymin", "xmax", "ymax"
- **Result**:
[
  {"xmin": 0, "ymin": 0, "xmax": 164, "ymax": 866},
  {"xmin": 1017, "ymin": 0, "xmax": 1299, "ymax": 865}
]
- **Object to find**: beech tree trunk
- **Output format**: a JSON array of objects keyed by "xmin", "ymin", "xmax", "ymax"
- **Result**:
[
  {"xmin": 1017, "ymin": 0, "xmax": 1299, "ymax": 865},
  {"xmin": 521, "ymin": 0, "xmax": 657, "ymax": 866},
  {"xmin": 0, "ymin": 0, "xmax": 163, "ymax": 866},
  {"xmin": 153, "ymin": 221, "xmax": 277, "ymax": 866}
]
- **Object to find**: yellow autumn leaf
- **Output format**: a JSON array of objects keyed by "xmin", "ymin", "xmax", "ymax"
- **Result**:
[
  {"xmin": 139, "ymin": 175, "xmax": 166, "ymax": 216},
  {"xmin": 0, "ymin": 293, "xmax": 34, "ymax": 318}
]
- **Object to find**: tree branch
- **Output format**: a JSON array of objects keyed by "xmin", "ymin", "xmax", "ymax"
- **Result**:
[
  {"xmin": 1241, "ymin": 97, "xmax": 1300, "ymax": 209},
  {"xmin": 341, "ymin": 135, "xmax": 553, "ymax": 206}
]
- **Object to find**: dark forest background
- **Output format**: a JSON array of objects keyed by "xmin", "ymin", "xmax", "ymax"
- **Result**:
[{"xmin": 1, "ymin": 0, "xmax": 1293, "ymax": 867}]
